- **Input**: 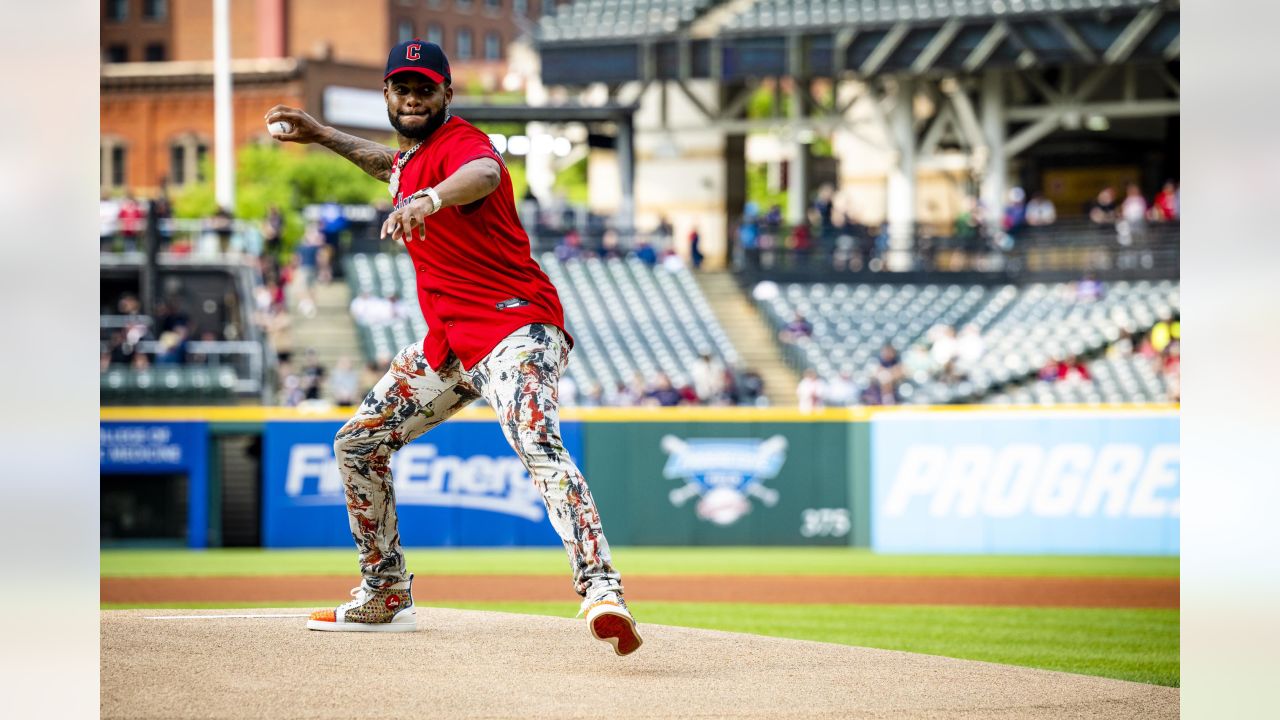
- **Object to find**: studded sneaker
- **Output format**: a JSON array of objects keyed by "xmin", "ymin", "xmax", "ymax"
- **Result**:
[
  {"xmin": 578, "ymin": 586, "xmax": 642, "ymax": 656},
  {"xmin": 306, "ymin": 574, "xmax": 417, "ymax": 633}
]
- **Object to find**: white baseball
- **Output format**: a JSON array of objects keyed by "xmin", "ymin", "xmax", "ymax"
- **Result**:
[{"xmin": 268, "ymin": 120, "xmax": 293, "ymax": 136}]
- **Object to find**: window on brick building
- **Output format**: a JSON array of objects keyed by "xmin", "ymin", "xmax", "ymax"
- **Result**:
[
  {"xmin": 484, "ymin": 32, "xmax": 501, "ymax": 61},
  {"xmin": 143, "ymin": 0, "xmax": 167, "ymax": 20},
  {"xmin": 106, "ymin": 0, "xmax": 128, "ymax": 22},
  {"xmin": 170, "ymin": 137, "xmax": 209, "ymax": 187},
  {"xmin": 397, "ymin": 19, "xmax": 415, "ymax": 44},
  {"xmin": 456, "ymin": 28, "xmax": 473, "ymax": 60},
  {"xmin": 144, "ymin": 43, "xmax": 166, "ymax": 62},
  {"xmin": 102, "ymin": 141, "xmax": 127, "ymax": 191},
  {"xmin": 457, "ymin": 0, "xmax": 473, "ymax": 11},
  {"xmin": 485, "ymin": 0, "xmax": 501, "ymax": 12},
  {"xmin": 427, "ymin": 24, "xmax": 443, "ymax": 47},
  {"xmin": 514, "ymin": 0, "xmax": 527, "ymax": 15},
  {"xmin": 105, "ymin": 45, "xmax": 129, "ymax": 63}
]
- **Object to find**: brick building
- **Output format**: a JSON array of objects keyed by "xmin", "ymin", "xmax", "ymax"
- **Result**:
[{"xmin": 101, "ymin": 0, "xmax": 556, "ymax": 196}]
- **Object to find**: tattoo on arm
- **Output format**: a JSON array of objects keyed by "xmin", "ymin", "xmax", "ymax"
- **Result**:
[{"xmin": 319, "ymin": 129, "xmax": 395, "ymax": 181}]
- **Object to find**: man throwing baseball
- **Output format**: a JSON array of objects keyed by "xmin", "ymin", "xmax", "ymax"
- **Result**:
[{"xmin": 264, "ymin": 39, "xmax": 641, "ymax": 656}]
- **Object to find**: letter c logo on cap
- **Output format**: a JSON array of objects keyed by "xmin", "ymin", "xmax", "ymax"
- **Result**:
[{"xmin": 406, "ymin": 44, "xmax": 421, "ymax": 61}]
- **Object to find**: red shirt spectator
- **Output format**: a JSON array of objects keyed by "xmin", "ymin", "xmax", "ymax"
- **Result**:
[
  {"xmin": 118, "ymin": 197, "xmax": 145, "ymax": 239},
  {"xmin": 1152, "ymin": 181, "xmax": 1179, "ymax": 221}
]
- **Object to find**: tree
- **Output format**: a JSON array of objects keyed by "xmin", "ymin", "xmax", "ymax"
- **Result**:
[{"xmin": 173, "ymin": 141, "xmax": 391, "ymax": 250}]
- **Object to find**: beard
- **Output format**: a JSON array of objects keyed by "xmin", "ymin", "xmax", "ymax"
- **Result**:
[{"xmin": 389, "ymin": 106, "xmax": 449, "ymax": 140}]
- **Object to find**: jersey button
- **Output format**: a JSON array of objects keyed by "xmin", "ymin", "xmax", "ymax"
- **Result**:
[
  {"xmin": 416, "ymin": 264, "xmax": 426, "ymax": 272},
  {"xmin": 447, "ymin": 322, "xmax": 455, "ymax": 328}
]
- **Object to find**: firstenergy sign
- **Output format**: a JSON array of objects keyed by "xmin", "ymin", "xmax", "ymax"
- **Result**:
[
  {"xmin": 871, "ymin": 413, "xmax": 1179, "ymax": 554},
  {"xmin": 883, "ymin": 443, "xmax": 1179, "ymax": 519},
  {"xmin": 283, "ymin": 443, "xmax": 544, "ymax": 522}
]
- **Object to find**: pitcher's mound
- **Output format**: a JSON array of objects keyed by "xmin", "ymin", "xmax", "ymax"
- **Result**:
[{"xmin": 102, "ymin": 608, "xmax": 1176, "ymax": 719}]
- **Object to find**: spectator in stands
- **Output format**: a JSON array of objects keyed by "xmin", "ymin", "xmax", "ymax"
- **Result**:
[
  {"xmin": 130, "ymin": 352, "xmax": 152, "ymax": 371},
  {"xmin": 319, "ymin": 200, "xmax": 348, "ymax": 269},
  {"xmin": 691, "ymin": 352, "xmax": 725, "ymax": 404},
  {"xmin": 717, "ymin": 366, "xmax": 739, "ymax": 406},
  {"xmin": 928, "ymin": 324, "xmax": 959, "ymax": 371},
  {"xmin": 824, "ymin": 368, "xmax": 857, "ymax": 407},
  {"xmin": 210, "ymin": 206, "xmax": 235, "ymax": 254},
  {"xmin": 1151, "ymin": 180, "xmax": 1179, "ymax": 222},
  {"xmin": 386, "ymin": 292, "xmax": 410, "ymax": 322},
  {"xmin": 1025, "ymin": 192, "xmax": 1057, "ymax": 226},
  {"xmin": 902, "ymin": 342, "xmax": 932, "ymax": 381},
  {"xmin": 1003, "ymin": 187, "xmax": 1027, "ymax": 237},
  {"xmin": 300, "ymin": 349, "xmax": 326, "ymax": 401},
  {"xmin": 1086, "ymin": 187, "xmax": 1118, "ymax": 225},
  {"xmin": 294, "ymin": 222, "xmax": 324, "ymax": 317},
  {"xmin": 643, "ymin": 372, "xmax": 683, "ymax": 407},
  {"xmin": 330, "ymin": 357, "xmax": 361, "ymax": 406},
  {"xmin": 1076, "ymin": 273, "xmax": 1105, "ymax": 303},
  {"xmin": 555, "ymin": 229, "xmax": 583, "ymax": 262},
  {"xmin": 614, "ymin": 381, "xmax": 640, "ymax": 407},
  {"xmin": 661, "ymin": 247, "xmax": 684, "ymax": 273},
  {"xmin": 100, "ymin": 195, "xmax": 121, "ymax": 251},
  {"xmin": 739, "ymin": 203, "xmax": 761, "ymax": 270},
  {"xmin": 796, "ymin": 368, "xmax": 824, "ymax": 414},
  {"xmin": 875, "ymin": 344, "xmax": 905, "ymax": 388},
  {"xmin": 859, "ymin": 378, "xmax": 899, "ymax": 406},
  {"xmin": 654, "ymin": 216, "xmax": 674, "ymax": 248},
  {"xmin": 580, "ymin": 382, "xmax": 604, "ymax": 407},
  {"xmin": 633, "ymin": 237, "xmax": 658, "ymax": 267},
  {"xmin": 1041, "ymin": 354, "xmax": 1091, "ymax": 383},
  {"xmin": 1118, "ymin": 183, "xmax": 1149, "ymax": 246},
  {"xmin": 778, "ymin": 312, "xmax": 813, "ymax": 345},
  {"xmin": 262, "ymin": 205, "xmax": 284, "ymax": 259},
  {"xmin": 360, "ymin": 355, "xmax": 390, "ymax": 397},
  {"xmin": 689, "ymin": 228, "xmax": 704, "ymax": 270},
  {"xmin": 739, "ymin": 367, "xmax": 767, "ymax": 406},
  {"xmin": 154, "ymin": 326, "xmax": 190, "ymax": 366},
  {"xmin": 812, "ymin": 184, "xmax": 836, "ymax": 236},
  {"xmin": 599, "ymin": 229, "xmax": 622, "ymax": 260},
  {"xmin": 117, "ymin": 195, "xmax": 145, "ymax": 252},
  {"xmin": 1161, "ymin": 340, "xmax": 1180, "ymax": 402},
  {"xmin": 349, "ymin": 289, "xmax": 379, "ymax": 325},
  {"xmin": 789, "ymin": 221, "xmax": 813, "ymax": 268},
  {"xmin": 559, "ymin": 374, "xmax": 579, "ymax": 407},
  {"xmin": 956, "ymin": 325, "xmax": 985, "ymax": 372}
]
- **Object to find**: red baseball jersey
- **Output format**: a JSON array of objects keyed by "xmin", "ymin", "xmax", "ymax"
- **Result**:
[{"xmin": 391, "ymin": 116, "xmax": 570, "ymax": 370}]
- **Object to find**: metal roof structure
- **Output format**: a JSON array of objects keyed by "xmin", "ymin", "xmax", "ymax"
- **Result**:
[{"xmin": 537, "ymin": 0, "xmax": 1178, "ymax": 85}]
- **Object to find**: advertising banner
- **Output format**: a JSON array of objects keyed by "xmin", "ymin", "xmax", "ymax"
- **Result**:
[
  {"xmin": 582, "ymin": 421, "xmax": 855, "ymax": 545},
  {"xmin": 871, "ymin": 411, "xmax": 1180, "ymax": 554},
  {"xmin": 262, "ymin": 419, "xmax": 581, "ymax": 547},
  {"xmin": 100, "ymin": 421, "xmax": 210, "ymax": 548}
]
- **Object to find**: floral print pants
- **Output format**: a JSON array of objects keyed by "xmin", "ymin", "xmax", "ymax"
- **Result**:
[{"xmin": 333, "ymin": 323, "xmax": 622, "ymax": 597}]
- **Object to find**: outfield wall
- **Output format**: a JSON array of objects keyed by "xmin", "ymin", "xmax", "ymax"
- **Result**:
[{"xmin": 99, "ymin": 405, "xmax": 1178, "ymax": 554}]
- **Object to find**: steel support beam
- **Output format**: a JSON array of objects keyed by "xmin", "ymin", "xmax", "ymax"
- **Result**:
[
  {"xmin": 861, "ymin": 23, "xmax": 910, "ymax": 76},
  {"xmin": 964, "ymin": 21, "xmax": 1008, "ymax": 73},
  {"xmin": 979, "ymin": 70, "xmax": 1006, "ymax": 236},
  {"xmin": 911, "ymin": 18, "xmax": 962, "ymax": 74},
  {"xmin": 886, "ymin": 77, "xmax": 917, "ymax": 270},
  {"xmin": 1006, "ymin": 99, "xmax": 1181, "ymax": 121},
  {"xmin": 1047, "ymin": 15, "xmax": 1099, "ymax": 64},
  {"xmin": 1104, "ymin": 6, "xmax": 1164, "ymax": 64}
]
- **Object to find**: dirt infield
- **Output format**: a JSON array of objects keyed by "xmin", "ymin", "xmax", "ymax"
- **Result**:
[
  {"xmin": 102, "ymin": 608, "xmax": 1177, "ymax": 719},
  {"xmin": 103, "ymin": 574, "xmax": 1178, "ymax": 608}
]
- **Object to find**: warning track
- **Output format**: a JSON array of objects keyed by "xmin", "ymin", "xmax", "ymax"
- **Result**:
[{"xmin": 102, "ymin": 574, "xmax": 1178, "ymax": 608}]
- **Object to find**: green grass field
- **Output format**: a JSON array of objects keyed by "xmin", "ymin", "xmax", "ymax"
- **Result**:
[{"xmin": 101, "ymin": 548, "xmax": 1179, "ymax": 687}]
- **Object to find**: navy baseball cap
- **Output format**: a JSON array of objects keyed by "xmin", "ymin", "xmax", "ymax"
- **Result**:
[{"xmin": 385, "ymin": 39, "xmax": 451, "ymax": 85}]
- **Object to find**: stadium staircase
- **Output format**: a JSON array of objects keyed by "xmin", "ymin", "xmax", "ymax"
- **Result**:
[
  {"xmin": 694, "ymin": 270, "xmax": 798, "ymax": 406},
  {"xmin": 288, "ymin": 279, "xmax": 359, "ymax": 398}
]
